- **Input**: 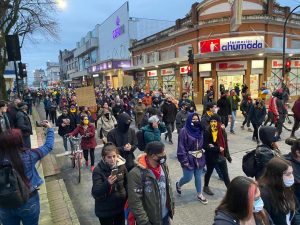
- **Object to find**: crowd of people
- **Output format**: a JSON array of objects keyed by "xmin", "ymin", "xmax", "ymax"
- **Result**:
[{"xmin": 0, "ymin": 82, "xmax": 299, "ymax": 225}]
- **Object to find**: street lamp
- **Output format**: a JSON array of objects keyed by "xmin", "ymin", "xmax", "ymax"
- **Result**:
[{"xmin": 282, "ymin": 5, "xmax": 300, "ymax": 78}]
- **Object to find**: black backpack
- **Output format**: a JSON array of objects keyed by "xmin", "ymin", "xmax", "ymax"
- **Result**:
[
  {"xmin": 0, "ymin": 160, "xmax": 30, "ymax": 208},
  {"xmin": 136, "ymin": 130, "xmax": 146, "ymax": 151},
  {"xmin": 242, "ymin": 149, "xmax": 257, "ymax": 178}
]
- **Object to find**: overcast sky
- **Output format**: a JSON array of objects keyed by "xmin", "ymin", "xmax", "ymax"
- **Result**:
[{"xmin": 21, "ymin": 0, "xmax": 299, "ymax": 83}]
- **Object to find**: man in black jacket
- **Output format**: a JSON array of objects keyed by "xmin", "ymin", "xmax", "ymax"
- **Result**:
[
  {"xmin": 7, "ymin": 98, "xmax": 21, "ymax": 128},
  {"xmin": 0, "ymin": 100, "xmax": 10, "ymax": 133},
  {"xmin": 161, "ymin": 95, "xmax": 177, "ymax": 144},
  {"xmin": 107, "ymin": 113, "xmax": 138, "ymax": 171},
  {"xmin": 16, "ymin": 102, "xmax": 33, "ymax": 148},
  {"xmin": 217, "ymin": 91, "xmax": 232, "ymax": 128}
]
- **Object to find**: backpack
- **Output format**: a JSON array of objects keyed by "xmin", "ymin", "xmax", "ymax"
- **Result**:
[
  {"xmin": 0, "ymin": 160, "xmax": 30, "ymax": 208},
  {"xmin": 136, "ymin": 130, "xmax": 146, "ymax": 151},
  {"xmin": 124, "ymin": 169, "xmax": 147, "ymax": 225},
  {"xmin": 242, "ymin": 149, "xmax": 257, "ymax": 178}
]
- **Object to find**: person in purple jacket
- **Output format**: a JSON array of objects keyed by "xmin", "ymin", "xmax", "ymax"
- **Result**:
[{"xmin": 175, "ymin": 113, "xmax": 208, "ymax": 204}]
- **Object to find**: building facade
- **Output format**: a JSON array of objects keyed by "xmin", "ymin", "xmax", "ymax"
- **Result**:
[
  {"xmin": 33, "ymin": 69, "xmax": 45, "ymax": 88},
  {"xmin": 46, "ymin": 62, "xmax": 60, "ymax": 86},
  {"xmin": 127, "ymin": 0, "xmax": 300, "ymax": 104}
]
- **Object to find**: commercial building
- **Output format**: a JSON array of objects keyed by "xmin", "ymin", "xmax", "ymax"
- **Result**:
[
  {"xmin": 60, "ymin": 1, "xmax": 174, "ymax": 88},
  {"xmin": 32, "ymin": 69, "xmax": 46, "ymax": 88},
  {"xmin": 3, "ymin": 62, "xmax": 15, "ymax": 91},
  {"xmin": 46, "ymin": 62, "xmax": 60, "ymax": 86},
  {"xmin": 127, "ymin": 0, "xmax": 300, "ymax": 103}
]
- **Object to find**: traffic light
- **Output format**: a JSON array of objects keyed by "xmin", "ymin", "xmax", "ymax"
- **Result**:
[
  {"xmin": 285, "ymin": 58, "xmax": 291, "ymax": 73},
  {"xmin": 187, "ymin": 64, "xmax": 193, "ymax": 77},
  {"xmin": 188, "ymin": 48, "xmax": 194, "ymax": 64},
  {"xmin": 18, "ymin": 62, "xmax": 27, "ymax": 78}
]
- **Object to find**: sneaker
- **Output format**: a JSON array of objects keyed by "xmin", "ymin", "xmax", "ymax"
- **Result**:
[
  {"xmin": 203, "ymin": 186, "xmax": 214, "ymax": 195},
  {"xmin": 85, "ymin": 161, "xmax": 89, "ymax": 167},
  {"xmin": 197, "ymin": 194, "xmax": 208, "ymax": 205},
  {"xmin": 175, "ymin": 182, "xmax": 181, "ymax": 195},
  {"xmin": 90, "ymin": 165, "xmax": 95, "ymax": 172},
  {"xmin": 248, "ymin": 127, "xmax": 252, "ymax": 132},
  {"xmin": 230, "ymin": 130, "xmax": 235, "ymax": 134}
]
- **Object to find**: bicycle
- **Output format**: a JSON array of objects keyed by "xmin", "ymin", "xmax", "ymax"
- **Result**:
[{"xmin": 56, "ymin": 136, "xmax": 83, "ymax": 183}]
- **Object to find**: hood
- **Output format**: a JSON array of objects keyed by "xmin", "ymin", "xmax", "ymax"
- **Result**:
[
  {"xmin": 214, "ymin": 211, "xmax": 239, "ymax": 225},
  {"xmin": 259, "ymin": 126, "xmax": 277, "ymax": 147},
  {"xmin": 117, "ymin": 155, "xmax": 126, "ymax": 166},
  {"xmin": 141, "ymin": 125, "xmax": 154, "ymax": 132},
  {"xmin": 135, "ymin": 153, "xmax": 149, "ymax": 169},
  {"xmin": 117, "ymin": 113, "xmax": 131, "ymax": 132},
  {"xmin": 98, "ymin": 155, "xmax": 126, "ymax": 171}
]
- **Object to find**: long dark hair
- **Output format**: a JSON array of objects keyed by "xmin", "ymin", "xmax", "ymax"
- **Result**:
[
  {"xmin": 0, "ymin": 129, "xmax": 29, "ymax": 185},
  {"xmin": 216, "ymin": 176, "xmax": 256, "ymax": 221},
  {"xmin": 259, "ymin": 157, "xmax": 296, "ymax": 213}
]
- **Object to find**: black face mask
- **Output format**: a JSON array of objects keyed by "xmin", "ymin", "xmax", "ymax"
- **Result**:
[
  {"xmin": 156, "ymin": 155, "xmax": 167, "ymax": 165},
  {"xmin": 105, "ymin": 113, "xmax": 109, "ymax": 118}
]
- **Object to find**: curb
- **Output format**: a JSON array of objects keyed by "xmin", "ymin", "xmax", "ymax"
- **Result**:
[{"xmin": 31, "ymin": 107, "xmax": 79, "ymax": 225}]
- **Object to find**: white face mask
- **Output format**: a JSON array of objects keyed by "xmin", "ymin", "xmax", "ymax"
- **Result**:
[
  {"xmin": 283, "ymin": 176, "xmax": 294, "ymax": 187},
  {"xmin": 253, "ymin": 197, "xmax": 264, "ymax": 213}
]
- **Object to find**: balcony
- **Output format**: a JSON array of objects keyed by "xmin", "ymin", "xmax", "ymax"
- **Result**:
[{"xmin": 74, "ymin": 37, "xmax": 98, "ymax": 57}]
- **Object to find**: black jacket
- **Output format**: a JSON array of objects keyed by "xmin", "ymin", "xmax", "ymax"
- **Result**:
[
  {"xmin": 56, "ymin": 114, "xmax": 76, "ymax": 136},
  {"xmin": 7, "ymin": 106, "xmax": 19, "ymax": 128},
  {"xmin": 0, "ymin": 113, "xmax": 11, "ymax": 133},
  {"xmin": 107, "ymin": 113, "xmax": 138, "ymax": 171},
  {"xmin": 247, "ymin": 105, "xmax": 266, "ymax": 125},
  {"xmin": 161, "ymin": 101, "xmax": 177, "ymax": 123},
  {"xmin": 213, "ymin": 211, "xmax": 239, "ymax": 225},
  {"xmin": 92, "ymin": 158, "xmax": 127, "ymax": 218},
  {"xmin": 217, "ymin": 97, "xmax": 232, "ymax": 117},
  {"xmin": 16, "ymin": 110, "xmax": 32, "ymax": 136}
]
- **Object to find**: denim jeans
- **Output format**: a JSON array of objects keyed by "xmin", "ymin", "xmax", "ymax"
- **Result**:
[
  {"xmin": 165, "ymin": 122, "xmax": 175, "ymax": 141},
  {"xmin": 179, "ymin": 168, "xmax": 203, "ymax": 193},
  {"xmin": 0, "ymin": 193, "xmax": 40, "ymax": 225},
  {"xmin": 230, "ymin": 110, "xmax": 236, "ymax": 132},
  {"xmin": 62, "ymin": 135, "xmax": 74, "ymax": 152}
]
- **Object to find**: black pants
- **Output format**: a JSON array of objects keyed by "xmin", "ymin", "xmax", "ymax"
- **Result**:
[
  {"xmin": 220, "ymin": 116, "xmax": 229, "ymax": 128},
  {"xmin": 165, "ymin": 122, "xmax": 175, "ymax": 141},
  {"xmin": 252, "ymin": 123, "xmax": 260, "ymax": 140},
  {"xmin": 49, "ymin": 110, "xmax": 57, "ymax": 124},
  {"xmin": 98, "ymin": 212, "xmax": 125, "ymax": 225},
  {"xmin": 291, "ymin": 118, "xmax": 300, "ymax": 137},
  {"xmin": 204, "ymin": 158, "xmax": 230, "ymax": 188},
  {"xmin": 83, "ymin": 148, "xmax": 95, "ymax": 166},
  {"xmin": 275, "ymin": 114, "xmax": 285, "ymax": 136},
  {"xmin": 264, "ymin": 111, "xmax": 274, "ymax": 126},
  {"xmin": 45, "ymin": 109, "xmax": 50, "ymax": 120},
  {"xmin": 242, "ymin": 113, "xmax": 250, "ymax": 127}
]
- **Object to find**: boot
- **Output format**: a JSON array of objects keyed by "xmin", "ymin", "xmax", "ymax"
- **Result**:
[{"xmin": 203, "ymin": 186, "xmax": 214, "ymax": 195}]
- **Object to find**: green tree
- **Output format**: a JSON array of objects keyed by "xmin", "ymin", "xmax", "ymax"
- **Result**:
[{"xmin": 0, "ymin": 0, "xmax": 58, "ymax": 100}]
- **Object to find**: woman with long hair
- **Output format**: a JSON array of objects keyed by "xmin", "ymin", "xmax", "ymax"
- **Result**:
[
  {"xmin": 68, "ymin": 115, "xmax": 97, "ymax": 172},
  {"xmin": 92, "ymin": 143, "xmax": 127, "ymax": 225},
  {"xmin": 259, "ymin": 157, "xmax": 297, "ymax": 225},
  {"xmin": 0, "ymin": 121, "xmax": 54, "ymax": 225},
  {"xmin": 214, "ymin": 176, "xmax": 272, "ymax": 225},
  {"xmin": 176, "ymin": 113, "xmax": 207, "ymax": 204}
]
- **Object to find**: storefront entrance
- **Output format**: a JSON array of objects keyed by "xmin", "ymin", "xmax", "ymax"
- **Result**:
[
  {"xmin": 182, "ymin": 75, "xmax": 192, "ymax": 97},
  {"xmin": 149, "ymin": 77, "xmax": 158, "ymax": 91},
  {"xmin": 162, "ymin": 75, "xmax": 176, "ymax": 97},
  {"xmin": 217, "ymin": 74, "xmax": 244, "ymax": 95}
]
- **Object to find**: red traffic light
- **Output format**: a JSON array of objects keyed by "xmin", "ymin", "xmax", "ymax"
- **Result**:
[{"xmin": 285, "ymin": 58, "xmax": 291, "ymax": 73}]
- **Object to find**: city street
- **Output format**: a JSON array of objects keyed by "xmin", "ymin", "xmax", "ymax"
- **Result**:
[{"xmin": 36, "ymin": 105, "xmax": 299, "ymax": 225}]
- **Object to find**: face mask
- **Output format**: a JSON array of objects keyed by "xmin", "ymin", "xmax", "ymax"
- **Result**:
[
  {"xmin": 105, "ymin": 113, "xmax": 109, "ymax": 118},
  {"xmin": 210, "ymin": 121, "xmax": 218, "ymax": 131},
  {"xmin": 191, "ymin": 121, "xmax": 201, "ymax": 127},
  {"xmin": 253, "ymin": 197, "xmax": 264, "ymax": 213},
  {"xmin": 156, "ymin": 155, "xmax": 167, "ymax": 165},
  {"xmin": 213, "ymin": 107, "xmax": 218, "ymax": 114},
  {"xmin": 83, "ymin": 119, "xmax": 89, "ymax": 125},
  {"xmin": 283, "ymin": 177, "xmax": 294, "ymax": 187},
  {"xmin": 70, "ymin": 109, "xmax": 76, "ymax": 113}
]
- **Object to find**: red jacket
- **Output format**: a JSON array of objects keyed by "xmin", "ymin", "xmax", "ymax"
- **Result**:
[
  {"xmin": 292, "ymin": 97, "xmax": 300, "ymax": 120},
  {"xmin": 69, "ymin": 124, "xmax": 97, "ymax": 149}
]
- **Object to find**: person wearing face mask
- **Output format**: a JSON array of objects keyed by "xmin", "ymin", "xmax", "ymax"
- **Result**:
[
  {"xmin": 259, "ymin": 157, "xmax": 297, "ymax": 225},
  {"xmin": 107, "ymin": 113, "xmax": 138, "ymax": 171},
  {"xmin": 128, "ymin": 141, "xmax": 174, "ymax": 225},
  {"xmin": 143, "ymin": 93, "xmax": 152, "ymax": 107},
  {"xmin": 43, "ymin": 96, "xmax": 51, "ymax": 120},
  {"xmin": 16, "ymin": 102, "xmax": 32, "ymax": 148},
  {"xmin": 97, "ymin": 108, "xmax": 117, "ymax": 144},
  {"xmin": 175, "ymin": 102, "xmax": 189, "ymax": 134},
  {"xmin": 213, "ymin": 176, "xmax": 273, "ymax": 225},
  {"xmin": 142, "ymin": 115, "xmax": 166, "ymax": 145},
  {"xmin": 203, "ymin": 115, "xmax": 231, "ymax": 195},
  {"xmin": 201, "ymin": 102, "xmax": 219, "ymax": 130},
  {"xmin": 0, "ymin": 100, "xmax": 10, "ymax": 134},
  {"xmin": 247, "ymin": 98, "xmax": 266, "ymax": 143},
  {"xmin": 217, "ymin": 91, "xmax": 232, "ymax": 128},
  {"xmin": 68, "ymin": 116, "xmax": 97, "ymax": 172},
  {"xmin": 49, "ymin": 97, "xmax": 58, "ymax": 125},
  {"xmin": 176, "ymin": 113, "xmax": 207, "ymax": 204},
  {"xmin": 240, "ymin": 94, "xmax": 252, "ymax": 131},
  {"xmin": 112, "ymin": 99, "xmax": 124, "ymax": 120},
  {"xmin": 92, "ymin": 143, "xmax": 127, "ymax": 225},
  {"xmin": 134, "ymin": 99, "xmax": 146, "ymax": 129},
  {"xmin": 56, "ymin": 108, "xmax": 76, "ymax": 152}
]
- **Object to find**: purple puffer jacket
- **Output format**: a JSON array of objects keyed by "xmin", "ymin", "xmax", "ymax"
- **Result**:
[{"xmin": 177, "ymin": 127, "xmax": 205, "ymax": 170}]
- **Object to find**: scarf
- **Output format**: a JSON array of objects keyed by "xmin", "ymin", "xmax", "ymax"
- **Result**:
[
  {"xmin": 146, "ymin": 157, "xmax": 161, "ymax": 179},
  {"xmin": 185, "ymin": 113, "xmax": 202, "ymax": 139},
  {"xmin": 207, "ymin": 111, "xmax": 213, "ymax": 117},
  {"xmin": 211, "ymin": 122, "xmax": 226, "ymax": 156}
]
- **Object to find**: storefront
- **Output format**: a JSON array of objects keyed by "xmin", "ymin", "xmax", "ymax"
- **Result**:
[
  {"xmin": 180, "ymin": 66, "xmax": 192, "ymax": 97},
  {"xmin": 161, "ymin": 68, "xmax": 176, "ymax": 97},
  {"xmin": 146, "ymin": 70, "xmax": 158, "ymax": 91},
  {"xmin": 135, "ymin": 71, "xmax": 146, "ymax": 89}
]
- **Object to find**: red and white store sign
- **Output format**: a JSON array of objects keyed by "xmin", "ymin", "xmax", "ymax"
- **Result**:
[
  {"xmin": 272, "ymin": 59, "xmax": 300, "ymax": 68},
  {"xmin": 147, "ymin": 70, "xmax": 157, "ymax": 77},
  {"xmin": 180, "ymin": 66, "xmax": 188, "ymax": 74},
  {"xmin": 199, "ymin": 36, "xmax": 264, "ymax": 54},
  {"xmin": 216, "ymin": 61, "xmax": 247, "ymax": 71},
  {"xmin": 161, "ymin": 68, "xmax": 174, "ymax": 76}
]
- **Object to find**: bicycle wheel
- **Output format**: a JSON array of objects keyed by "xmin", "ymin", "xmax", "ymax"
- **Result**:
[
  {"xmin": 283, "ymin": 115, "xmax": 294, "ymax": 131},
  {"xmin": 71, "ymin": 154, "xmax": 76, "ymax": 168},
  {"xmin": 77, "ymin": 153, "xmax": 81, "ymax": 183}
]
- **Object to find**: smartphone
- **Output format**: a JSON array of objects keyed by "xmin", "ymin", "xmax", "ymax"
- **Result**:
[{"xmin": 111, "ymin": 168, "xmax": 118, "ymax": 176}]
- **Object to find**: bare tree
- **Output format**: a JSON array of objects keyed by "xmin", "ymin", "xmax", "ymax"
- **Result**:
[{"xmin": 0, "ymin": 0, "xmax": 59, "ymax": 100}]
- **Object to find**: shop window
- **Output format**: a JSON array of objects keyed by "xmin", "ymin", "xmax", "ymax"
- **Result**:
[
  {"xmin": 178, "ymin": 44, "xmax": 192, "ymax": 58},
  {"xmin": 217, "ymin": 75, "xmax": 244, "ymax": 96},
  {"xmin": 291, "ymin": 40, "xmax": 300, "ymax": 49},
  {"xmin": 272, "ymin": 37, "xmax": 286, "ymax": 48},
  {"xmin": 160, "ymin": 50, "xmax": 175, "ymax": 61}
]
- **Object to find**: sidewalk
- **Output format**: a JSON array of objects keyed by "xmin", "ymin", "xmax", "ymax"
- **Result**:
[{"xmin": 31, "ymin": 108, "xmax": 79, "ymax": 225}]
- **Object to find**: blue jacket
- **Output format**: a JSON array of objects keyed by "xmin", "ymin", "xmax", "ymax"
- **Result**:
[
  {"xmin": 21, "ymin": 128, "xmax": 54, "ymax": 192},
  {"xmin": 43, "ymin": 99, "xmax": 51, "ymax": 110}
]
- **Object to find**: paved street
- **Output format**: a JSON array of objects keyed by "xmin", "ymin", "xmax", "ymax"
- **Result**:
[{"xmin": 36, "ymin": 105, "xmax": 299, "ymax": 225}]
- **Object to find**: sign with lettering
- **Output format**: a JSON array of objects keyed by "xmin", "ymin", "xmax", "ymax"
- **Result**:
[
  {"xmin": 161, "ymin": 68, "xmax": 174, "ymax": 76},
  {"xmin": 216, "ymin": 61, "xmax": 247, "ymax": 71},
  {"xmin": 272, "ymin": 59, "xmax": 300, "ymax": 68},
  {"xmin": 147, "ymin": 70, "xmax": 157, "ymax": 77},
  {"xmin": 180, "ymin": 66, "xmax": 188, "ymax": 74}
]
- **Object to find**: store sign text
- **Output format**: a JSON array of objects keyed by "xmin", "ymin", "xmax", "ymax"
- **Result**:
[
  {"xmin": 216, "ymin": 61, "xmax": 247, "ymax": 71},
  {"xmin": 147, "ymin": 70, "xmax": 157, "ymax": 77},
  {"xmin": 161, "ymin": 68, "xmax": 174, "ymax": 76},
  {"xmin": 180, "ymin": 66, "xmax": 188, "ymax": 74},
  {"xmin": 200, "ymin": 36, "xmax": 264, "ymax": 53},
  {"xmin": 272, "ymin": 59, "xmax": 300, "ymax": 68}
]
